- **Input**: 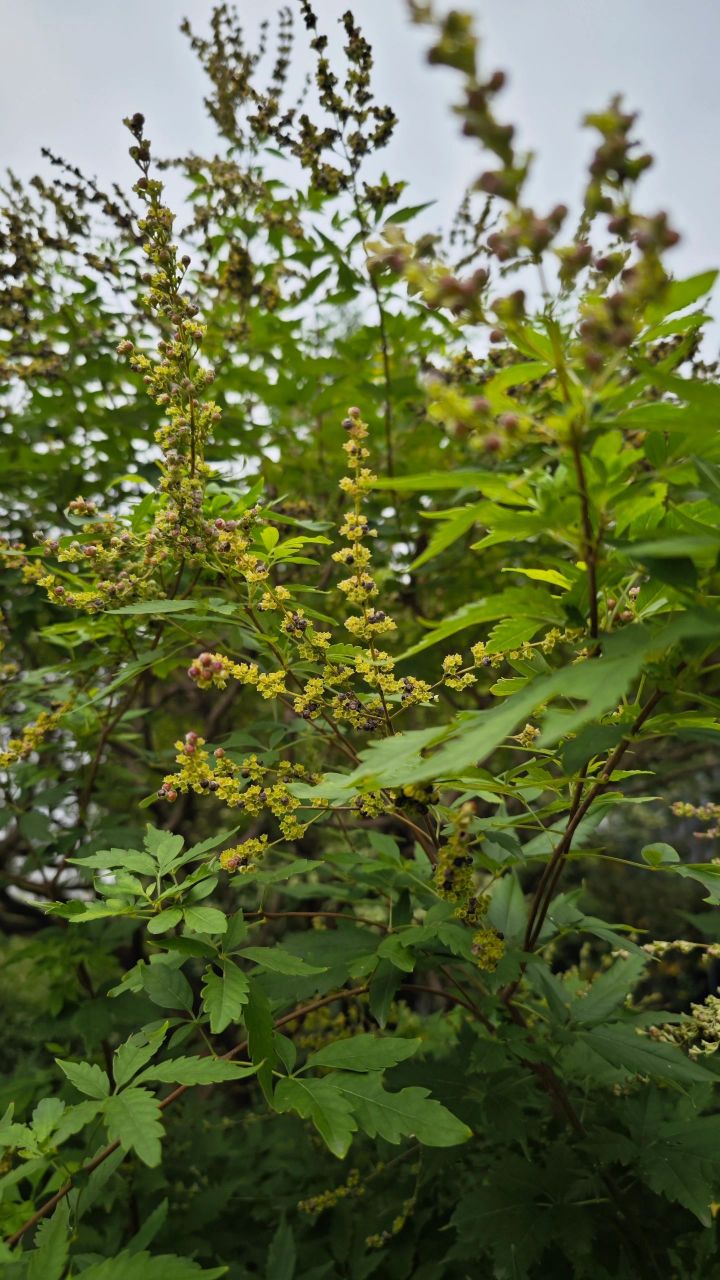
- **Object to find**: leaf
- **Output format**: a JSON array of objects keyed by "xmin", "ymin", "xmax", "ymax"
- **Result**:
[
  {"xmin": 28, "ymin": 1200, "xmax": 70, "ymax": 1280},
  {"xmin": 147, "ymin": 908, "xmax": 183, "ymax": 934},
  {"xmin": 485, "ymin": 617, "xmax": 542, "ymax": 655},
  {"xmin": 641, "ymin": 842, "xmax": 680, "ymax": 868},
  {"xmin": 70, "ymin": 848, "xmax": 158, "ymax": 875},
  {"xmin": 103, "ymin": 1088, "xmax": 164, "ymax": 1167},
  {"xmin": 385, "ymin": 200, "xmax": 435, "ymax": 223},
  {"xmin": 638, "ymin": 1116, "xmax": 720, "ymax": 1226},
  {"xmin": 201, "ymin": 962, "xmax": 250, "ymax": 1035},
  {"xmin": 136, "ymin": 1056, "xmax": 258, "ymax": 1086},
  {"xmin": 274, "ymin": 1076, "xmax": 357, "ymax": 1159},
  {"xmin": 645, "ymin": 270, "xmax": 718, "ymax": 324},
  {"xmin": 56, "ymin": 1059, "xmax": 109, "ymax": 1100},
  {"xmin": 183, "ymin": 905, "xmax": 228, "ymax": 935},
  {"xmin": 305, "ymin": 1035, "xmax": 421, "ymax": 1073},
  {"xmin": 113, "ymin": 1029, "xmax": 166, "ymax": 1088},
  {"xmin": 239, "ymin": 946, "xmax": 328, "ymax": 975},
  {"xmin": 502, "ymin": 567, "xmax": 572, "ymax": 589},
  {"xmin": 399, "ymin": 588, "xmax": 562, "ymax": 658},
  {"xmin": 578, "ymin": 1026, "xmax": 717, "ymax": 1084},
  {"xmin": 368, "ymin": 960, "xmax": 403, "ymax": 1028},
  {"xmin": 674, "ymin": 863, "xmax": 720, "ymax": 904},
  {"xmin": 144, "ymin": 825, "xmax": 185, "ymax": 872},
  {"xmin": 334, "ymin": 1074, "xmax": 471, "ymax": 1147},
  {"xmin": 109, "ymin": 599, "xmax": 198, "ymax": 616},
  {"xmin": 266, "ymin": 1216, "xmax": 296, "ymax": 1280},
  {"xmin": 572, "ymin": 955, "xmax": 648, "ymax": 1025},
  {"xmin": 78, "ymin": 1251, "xmax": 227, "ymax": 1278},
  {"xmin": 142, "ymin": 963, "xmax": 194, "ymax": 1012},
  {"xmin": 411, "ymin": 505, "xmax": 482, "ymax": 569},
  {"xmin": 487, "ymin": 874, "xmax": 527, "ymax": 943},
  {"xmin": 244, "ymin": 980, "xmax": 277, "ymax": 1104}
]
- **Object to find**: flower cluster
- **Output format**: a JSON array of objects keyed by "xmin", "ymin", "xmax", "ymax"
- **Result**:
[
  {"xmin": 298, "ymin": 1166, "xmax": 365, "ymax": 1217},
  {"xmin": 219, "ymin": 836, "xmax": 270, "ymax": 875},
  {"xmin": 0, "ymin": 707, "xmax": 65, "ymax": 769},
  {"xmin": 334, "ymin": 408, "xmax": 396, "ymax": 643},
  {"xmin": 159, "ymin": 732, "xmax": 309, "ymax": 841},
  {"xmin": 471, "ymin": 926, "xmax": 505, "ymax": 972},
  {"xmin": 672, "ymin": 800, "xmax": 720, "ymax": 840}
]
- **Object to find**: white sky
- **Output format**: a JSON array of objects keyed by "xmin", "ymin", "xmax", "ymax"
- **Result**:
[{"xmin": 2, "ymin": 0, "xmax": 719, "ymax": 311}]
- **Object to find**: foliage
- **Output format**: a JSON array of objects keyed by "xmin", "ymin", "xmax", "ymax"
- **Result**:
[{"xmin": 1, "ymin": 2, "xmax": 720, "ymax": 1276}]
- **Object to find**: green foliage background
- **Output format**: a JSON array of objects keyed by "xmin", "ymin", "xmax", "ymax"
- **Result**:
[{"xmin": 1, "ymin": 3, "xmax": 720, "ymax": 1277}]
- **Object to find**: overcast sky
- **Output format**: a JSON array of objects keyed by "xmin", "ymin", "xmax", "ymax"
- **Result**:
[{"xmin": 2, "ymin": 0, "xmax": 719, "ymax": 312}]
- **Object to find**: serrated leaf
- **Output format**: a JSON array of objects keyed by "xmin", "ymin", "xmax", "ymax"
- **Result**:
[
  {"xmin": 28, "ymin": 1200, "xmax": 69, "ymax": 1280},
  {"xmin": 113, "ymin": 1029, "xmax": 166, "ymax": 1088},
  {"xmin": 78, "ymin": 1250, "xmax": 227, "ymax": 1278},
  {"xmin": 103, "ymin": 1088, "xmax": 164, "ymax": 1167},
  {"xmin": 334, "ymin": 1074, "xmax": 471, "ymax": 1147},
  {"xmin": 56, "ymin": 1058, "xmax": 109, "ymax": 1100},
  {"xmin": 266, "ymin": 1215, "xmax": 295, "ymax": 1280},
  {"xmin": 142, "ymin": 963, "xmax": 194, "ymax": 1012},
  {"xmin": 69, "ymin": 849, "xmax": 157, "ymax": 875},
  {"xmin": 201, "ymin": 961, "xmax": 250, "ymax": 1034},
  {"xmin": 244, "ymin": 980, "xmax": 277, "ymax": 1104},
  {"xmin": 579, "ymin": 1025, "xmax": 717, "ymax": 1084},
  {"xmin": 147, "ymin": 908, "xmax": 183, "ymax": 934},
  {"xmin": 274, "ymin": 1076, "xmax": 357, "ymax": 1158},
  {"xmin": 183, "ymin": 905, "xmax": 227, "ymax": 935},
  {"xmin": 239, "ymin": 946, "xmax": 328, "ymax": 975},
  {"xmin": 144, "ymin": 825, "xmax": 184, "ymax": 872},
  {"xmin": 305, "ymin": 1035, "xmax": 420, "ymax": 1072},
  {"xmin": 135, "ymin": 1056, "xmax": 257, "ymax": 1086},
  {"xmin": 572, "ymin": 955, "xmax": 648, "ymax": 1025}
]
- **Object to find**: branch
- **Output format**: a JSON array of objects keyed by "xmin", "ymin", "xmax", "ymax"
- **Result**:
[{"xmin": 5, "ymin": 985, "xmax": 367, "ymax": 1248}]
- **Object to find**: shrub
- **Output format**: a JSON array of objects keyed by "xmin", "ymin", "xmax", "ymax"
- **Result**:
[{"xmin": 1, "ymin": 4, "xmax": 720, "ymax": 1277}]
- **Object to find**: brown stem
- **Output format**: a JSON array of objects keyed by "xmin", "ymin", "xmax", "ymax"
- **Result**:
[
  {"xmin": 569, "ymin": 428, "xmax": 599, "ymax": 640},
  {"xmin": 523, "ymin": 685, "xmax": 665, "ymax": 954}
]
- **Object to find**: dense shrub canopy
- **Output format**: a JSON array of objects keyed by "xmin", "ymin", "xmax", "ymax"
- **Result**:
[{"xmin": 2, "ymin": 4, "xmax": 720, "ymax": 1277}]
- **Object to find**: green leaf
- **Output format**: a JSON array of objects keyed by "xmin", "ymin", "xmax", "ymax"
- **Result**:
[
  {"xmin": 487, "ymin": 874, "xmax": 527, "ymax": 943},
  {"xmin": 485, "ymin": 617, "xmax": 542, "ymax": 655},
  {"xmin": 578, "ymin": 1026, "xmax": 717, "ymax": 1084},
  {"xmin": 305, "ymin": 1035, "xmax": 421, "ymax": 1073},
  {"xmin": 110, "ymin": 599, "xmax": 198, "ymax": 616},
  {"xmin": 77, "ymin": 1251, "xmax": 227, "ymax": 1278},
  {"xmin": 183, "ymin": 905, "xmax": 228, "ymax": 935},
  {"xmin": 201, "ymin": 961, "xmax": 250, "ymax": 1034},
  {"xmin": 70, "ymin": 848, "xmax": 158, "ymax": 875},
  {"xmin": 334, "ymin": 1074, "xmax": 472, "ymax": 1147},
  {"xmin": 638, "ymin": 1116, "xmax": 720, "ymax": 1226},
  {"xmin": 103, "ymin": 1088, "xmax": 164, "ymax": 1167},
  {"xmin": 274, "ymin": 1076, "xmax": 357, "ymax": 1159},
  {"xmin": 645, "ymin": 270, "xmax": 717, "ymax": 323},
  {"xmin": 113, "ymin": 1029, "xmax": 166, "ymax": 1089},
  {"xmin": 266, "ymin": 1216, "xmax": 296, "ymax": 1280},
  {"xmin": 144, "ymin": 825, "xmax": 185, "ymax": 872},
  {"xmin": 56, "ymin": 1058, "xmax": 109, "ymax": 1100},
  {"xmin": 399, "ymin": 588, "xmax": 561, "ymax": 659},
  {"xmin": 136, "ymin": 1056, "xmax": 258, "ymax": 1086},
  {"xmin": 244, "ymin": 980, "xmax": 277, "ymax": 1104},
  {"xmin": 641, "ymin": 842, "xmax": 680, "ymax": 868},
  {"xmin": 28, "ymin": 1201, "xmax": 70, "ymax": 1280},
  {"xmin": 502, "ymin": 567, "xmax": 572, "ymax": 589},
  {"xmin": 239, "ymin": 946, "xmax": 328, "ymax": 975},
  {"xmin": 147, "ymin": 908, "xmax": 183, "ymax": 934},
  {"xmin": 142, "ymin": 963, "xmax": 194, "ymax": 1012},
  {"xmin": 572, "ymin": 955, "xmax": 647, "ymax": 1025},
  {"xmin": 368, "ymin": 960, "xmax": 403, "ymax": 1028}
]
